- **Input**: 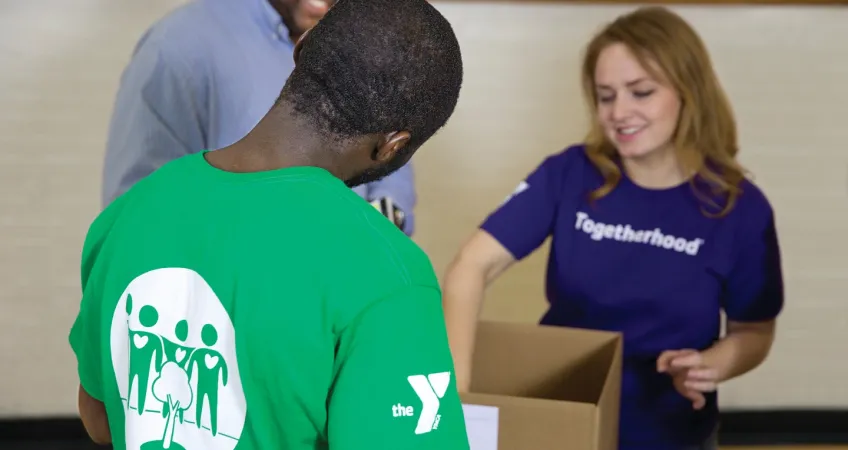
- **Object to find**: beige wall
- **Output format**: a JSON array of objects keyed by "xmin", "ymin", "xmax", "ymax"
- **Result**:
[{"xmin": 0, "ymin": 0, "xmax": 845, "ymax": 418}]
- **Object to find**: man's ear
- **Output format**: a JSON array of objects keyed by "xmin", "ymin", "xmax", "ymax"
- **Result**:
[
  {"xmin": 293, "ymin": 27, "xmax": 313, "ymax": 65},
  {"xmin": 372, "ymin": 131, "xmax": 411, "ymax": 162}
]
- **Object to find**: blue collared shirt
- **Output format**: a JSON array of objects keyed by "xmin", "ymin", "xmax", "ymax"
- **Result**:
[{"xmin": 102, "ymin": 0, "xmax": 416, "ymax": 235}]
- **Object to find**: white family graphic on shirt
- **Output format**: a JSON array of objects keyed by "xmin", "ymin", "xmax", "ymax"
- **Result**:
[{"xmin": 110, "ymin": 268, "xmax": 247, "ymax": 450}]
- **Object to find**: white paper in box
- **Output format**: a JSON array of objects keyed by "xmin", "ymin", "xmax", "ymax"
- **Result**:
[{"xmin": 461, "ymin": 403, "xmax": 499, "ymax": 450}]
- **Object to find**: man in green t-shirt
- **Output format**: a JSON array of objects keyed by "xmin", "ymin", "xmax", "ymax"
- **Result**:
[{"xmin": 68, "ymin": 0, "xmax": 468, "ymax": 448}]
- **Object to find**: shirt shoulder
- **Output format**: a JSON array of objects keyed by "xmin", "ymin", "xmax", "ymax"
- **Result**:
[
  {"xmin": 301, "ymin": 182, "xmax": 440, "ymax": 322},
  {"xmin": 317, "ymin": 183, "xmax": 438, "ymax": 284},
  {"xmin": 81, "ymin": 182, "xmax": 144, "ymax": 290},
  {"xmin": 528, "ymin": 143, "xmax": 598, "ymax": 195},
  {"xmin": 128, "ymin": 2, "xmax": 227, "ymax": 72},
  {"xmin": 114, "ymin": 160, "xmax": 437, "ymax": 331},
  {"xmin": 537, "ymin": 143, "xmax": 593, "ymax": 175},
  {"xmin": 698, "ymin": 175, "xmax": 775, "ymax": 228},
  {"xmin": 120, "ymin": 154, "xmax": 203, "ymax": 199},
  {"xmin": 725, "ymin": 177, "xmax": 776, "ymax": 238},
  {"xmin": 734, "ymin": 178, "xmax": 774, "ymax": 217}
]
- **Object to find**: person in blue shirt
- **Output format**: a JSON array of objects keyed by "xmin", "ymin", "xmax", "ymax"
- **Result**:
[
  {"xmin": 102, "ymin": 0, "xmax": 417, "ymax": 235},
  {"xmin": 441, "ymin": 7, "xmax": 784, "ymax": 450}
]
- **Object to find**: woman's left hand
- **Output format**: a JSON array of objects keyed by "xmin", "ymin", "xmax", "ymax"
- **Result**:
[{"xmin": 657, "ymin": 349, "xmax": 719, "ymax": 410}]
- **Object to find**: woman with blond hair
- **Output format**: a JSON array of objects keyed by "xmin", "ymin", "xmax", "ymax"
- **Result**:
[{"xmin": 442, "ymin": 6, "xmax": 783, "ymax": 450}]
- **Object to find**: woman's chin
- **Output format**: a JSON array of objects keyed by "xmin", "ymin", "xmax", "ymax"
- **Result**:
[{"xmin": 614, "ymin": 144, "xmax": 652, "ymax": 160}]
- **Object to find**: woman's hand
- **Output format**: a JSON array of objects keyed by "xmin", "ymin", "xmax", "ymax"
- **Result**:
[{"xmin": 657, "ymin": 349, "xmax": 719, "ymax": 410}]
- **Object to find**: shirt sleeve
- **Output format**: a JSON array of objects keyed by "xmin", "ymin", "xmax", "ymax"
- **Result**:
[
  {"xmin": 101, "ymin": 36, "xmax": 208, "ymax": 208},
  {"xmin": 722, "ymin": 201, "xmax": 785, "ymax": 322},
  {"xmin": 366, "ymin": 161, "xmax": 417, "ymax": 236},
  {"xmin": 68, "ymin": 195, "xmax": 130, "ymax": 400},
  {"xmin": 69, "ymin": 292, "xmax": 104, "ymax": 400},
  {"xmin": 479, "ymin": 152, "xmax": 567, "ymax": 260},
  {"xmin": 328, "ymin": 286, "xmax": 470, "ymax": 450}
]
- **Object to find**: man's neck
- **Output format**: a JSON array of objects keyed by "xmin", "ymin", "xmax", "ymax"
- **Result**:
[{"xmin": 207, "ymin": 104, "xmax": 341, "ymax": 176}]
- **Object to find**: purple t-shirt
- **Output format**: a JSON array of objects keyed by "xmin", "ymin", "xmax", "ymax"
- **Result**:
[{"xmin": 480, "ymin": 144, "xmax": 784, "ymax": 449}]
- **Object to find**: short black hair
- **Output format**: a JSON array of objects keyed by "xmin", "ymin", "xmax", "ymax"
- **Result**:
[{"xmin": 279, "ymin": 0, "xmax": 463, "ymax": 152}]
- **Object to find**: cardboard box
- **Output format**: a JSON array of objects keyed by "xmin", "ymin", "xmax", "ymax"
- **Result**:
[{"xmin": 460, "ymin": 321, "xmax": 622, "ymax": 450}]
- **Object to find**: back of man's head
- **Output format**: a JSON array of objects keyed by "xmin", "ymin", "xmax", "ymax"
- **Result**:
[{"xmin": 279, "ymin": 0, "xmax": 463, "ymax": 154}]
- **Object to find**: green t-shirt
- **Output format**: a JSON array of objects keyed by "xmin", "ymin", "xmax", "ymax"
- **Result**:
[{"xmin": 69, "ymin": 152, "xmax": 470, "ymax": 450}]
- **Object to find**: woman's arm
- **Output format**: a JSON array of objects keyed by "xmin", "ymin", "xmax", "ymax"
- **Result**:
[
  {"xmin": 442, "ymin": 230, "xmax": 516, "ymax": 392},
  {"xmin": 702, "ymin": 319, "xmax": 777, "ymax": 383},
  {"xmin": 661, "ymin": 318, "xmax": 777, "ymax": 408},
  {"xmin": 443, "ymin": 150, "xmax": 575, "ymax": 391}
]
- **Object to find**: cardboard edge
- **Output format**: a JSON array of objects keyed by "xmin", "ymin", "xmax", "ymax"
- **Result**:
[
  {"xmin": 595, "ymin": 333, "xmax": 623, "ymax": 450},
  {"xmin": 480, "ymin": 320, "xmax": 624, "ymax": 344},
  {"xmin": 461, "ymin": 392, "xmax": 598, "ymax": 412}
]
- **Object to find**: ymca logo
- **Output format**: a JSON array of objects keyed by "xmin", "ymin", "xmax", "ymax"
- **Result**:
[{"xmin": 392, "ymin": 372, "xmax": 452, "ymax": 434}]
